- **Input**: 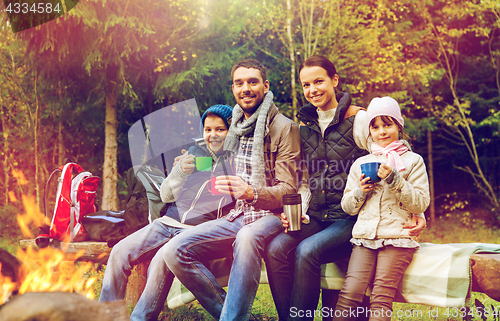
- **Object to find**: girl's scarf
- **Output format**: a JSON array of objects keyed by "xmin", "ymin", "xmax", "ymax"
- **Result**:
[
  {"xmin": 223, "ymin": 91, "xmax": 274, "ymax": 187},
  {"xmin": 371, "ymin": 140, "xmax": 409, "ymax": 172}
]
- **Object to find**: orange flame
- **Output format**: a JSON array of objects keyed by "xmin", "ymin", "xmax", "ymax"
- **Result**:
[
  {"xmin": 12, "ymin": 170, "xmax": 28, "ymax": 185},
  {"xmin": 17, "ymin": 195, "xmax": 46, "ymax": 239},
  {"xmin": 15, "ymin": 247, "xmax": 98, "ymax": 300},
  {"xmin": 1, "ymin": 174, "xmax": 100, "ymax": 303}
]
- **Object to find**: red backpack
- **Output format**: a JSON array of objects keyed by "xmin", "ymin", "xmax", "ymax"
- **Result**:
[{"xmin": 40, "ymin": 163, "xmax": 100, "ymax": 243}]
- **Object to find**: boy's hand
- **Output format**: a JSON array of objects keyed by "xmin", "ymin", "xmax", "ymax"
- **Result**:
[
  {"xmin": 179, "ymin": 153, "xmax": 195, "ymax": 175},
  {"xmin": 360, "ymin": 174, "xmax": 376, "ymax": 193},
  {"xmin": 378, "ymin": 163, "xmax": 393, "ymax": 180},
  {"xmin": 173, "ymin": 149, "xmax": 188, "ymax": 168}
]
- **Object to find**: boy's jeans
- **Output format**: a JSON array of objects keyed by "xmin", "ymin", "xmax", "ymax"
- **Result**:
[{"xmin": 99, "ymin": 220, "xmax": 182, "ymax": 321}]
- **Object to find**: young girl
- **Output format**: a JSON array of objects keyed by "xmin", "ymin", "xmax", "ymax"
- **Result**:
[{"xmin": 334, "ymin": 97, "xmax": 430, "ymax": 321}]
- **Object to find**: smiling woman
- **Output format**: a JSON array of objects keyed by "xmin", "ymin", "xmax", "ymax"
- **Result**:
[
  {"xmin": 299, "ymin": 65, "xmax": 339, "ymax": 112},
  {"xmin": 264, "ymin": 55, "xmax": 371, "ymax": 321}
]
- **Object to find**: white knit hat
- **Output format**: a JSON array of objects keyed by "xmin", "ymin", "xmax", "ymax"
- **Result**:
[{"xmin": 366, "ymin": 96, "xmax": 404, "ymax": 130}]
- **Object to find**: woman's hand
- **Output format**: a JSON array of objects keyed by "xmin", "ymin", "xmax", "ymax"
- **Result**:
[
  {"xmin": 280, "ymin": 212, "xmax": 306, "ymax": 233},
  {"xmin": 280, "ymin": 213, "xmax": 290, "ymax": 233}
]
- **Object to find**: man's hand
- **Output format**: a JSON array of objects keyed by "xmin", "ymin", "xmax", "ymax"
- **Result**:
[{"xmin": 215, "ymin": 175, "xmax": 254, "ymax": 200}]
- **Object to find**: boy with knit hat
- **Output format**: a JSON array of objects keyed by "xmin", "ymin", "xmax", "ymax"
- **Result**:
[{"xmin": 99, "ymin": 104, "xmax": 235, "ymax": 321}]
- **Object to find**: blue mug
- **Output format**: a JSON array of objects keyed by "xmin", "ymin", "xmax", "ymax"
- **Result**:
[{"xmin": 360, "ymin": 162, "xmax": 382, "ymax": 183}]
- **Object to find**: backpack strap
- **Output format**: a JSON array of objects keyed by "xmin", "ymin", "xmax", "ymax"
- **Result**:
[
  {"xmin": 136, "ymin": 170, "xmax": 166, "ymax": 222},
  {"xmin": 344, "ymin": 105, "xmax": 365, "ymax": 120}
]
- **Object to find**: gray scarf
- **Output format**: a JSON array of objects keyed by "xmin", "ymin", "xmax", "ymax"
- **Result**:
[{"xmin": 224, "ymin": 91, "xmax": 274, "ymax": 187}]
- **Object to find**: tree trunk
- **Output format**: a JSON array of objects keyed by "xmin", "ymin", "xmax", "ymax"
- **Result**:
[
  {"xmin": 34, "ymin": 72, "xmax": 41, "ymax": 206},
  {"xmin": 427, "ymin": 129, "xmax": 435, "ymax": 226},
  {"xmin": 286, "ymin": 0, "xmax": 297, "ymax": 122},
  {"xmin": 1, "ymin": 106, "xmax": 9, "ymax": 206},
  {"xmin": 101, "ymin": 64, "xmax": 119, "ymax": 210},
  {"xmin": 58, "ymin": 121, "xmax": 64, "ymax": 166},
  {"xmin": 57, "ymin": 84, "xmax": 64, "ymax": 167}
]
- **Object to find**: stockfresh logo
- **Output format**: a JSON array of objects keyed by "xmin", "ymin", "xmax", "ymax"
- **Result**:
[{"xmin": 3, "ymin": 0, "xmax": 79, "ymax": 33}]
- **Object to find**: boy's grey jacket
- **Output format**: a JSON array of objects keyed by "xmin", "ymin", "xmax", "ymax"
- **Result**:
[{"xmin": 158, "ymin": 143, "xmax": 235, "ymax": 227}]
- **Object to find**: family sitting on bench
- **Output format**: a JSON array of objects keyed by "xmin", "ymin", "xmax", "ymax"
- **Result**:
[{"xmin": 100, "ymin": 57, "xmax": 428, "ymax": 321}]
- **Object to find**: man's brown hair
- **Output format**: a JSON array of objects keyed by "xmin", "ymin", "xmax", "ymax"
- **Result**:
[{"xmin": 231, "ymin": 59, "xmax": 268, "ymax": 83}]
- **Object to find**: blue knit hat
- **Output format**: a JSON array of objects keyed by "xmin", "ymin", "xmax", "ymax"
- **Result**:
[{"xmin": 200, "ymin": 104, "xmax": 233, "ymax": 134}]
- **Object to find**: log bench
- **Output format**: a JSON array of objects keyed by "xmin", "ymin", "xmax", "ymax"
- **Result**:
[{"xmin": 20, "ymin": 240, "xmax": 500, "ymax": 312}]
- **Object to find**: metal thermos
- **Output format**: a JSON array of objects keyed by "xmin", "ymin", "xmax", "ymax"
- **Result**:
[{"xmin": 283, "ymin": 193, "xmax": 302, "ymax": 231}]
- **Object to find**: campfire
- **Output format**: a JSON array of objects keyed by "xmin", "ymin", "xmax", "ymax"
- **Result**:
[
  {"xmin": 0, "ymin": 185, "xmax": 128, "ymax": 320},
  {"xmin": 0, "ymin": 194, "xmax": 99, "ymax": 303}
]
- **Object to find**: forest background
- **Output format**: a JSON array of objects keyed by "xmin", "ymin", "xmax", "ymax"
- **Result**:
[{"xmin": 0, "ymin": 0, "xmax": 499, "ymax": 241}]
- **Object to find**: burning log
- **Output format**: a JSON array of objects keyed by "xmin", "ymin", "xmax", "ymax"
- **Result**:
[
  {"xmin": 0, "ymin": 292, "xmax": 129, "ymax": 321},
  {"xmin": 0, "ymin": 249, "xmax": 21, "ymax": 283},
  {"xmin": 0, "ymin": 249, "xmax": 21, "ymax": 302}
]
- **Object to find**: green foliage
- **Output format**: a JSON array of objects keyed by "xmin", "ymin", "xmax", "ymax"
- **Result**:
[
  {"xmin": 0, "ymin": 204, "xmax": 24, "ymax": 248},
  {"xmin": 1, "ymin": 0, "xmax": 499, "ymax": 218}
]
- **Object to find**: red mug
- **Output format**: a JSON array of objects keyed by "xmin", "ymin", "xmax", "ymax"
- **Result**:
[{"xmin": 207, "ymin": 177, "xmax": 221, "ymax": 195}]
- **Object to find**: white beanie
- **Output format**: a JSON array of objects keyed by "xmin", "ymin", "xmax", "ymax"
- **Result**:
[{"xmin": 366, "ymin": 97, "xmax": 404, "ymax": 131}]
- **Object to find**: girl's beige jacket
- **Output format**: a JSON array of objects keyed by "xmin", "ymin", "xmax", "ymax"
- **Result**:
[{"xmin": 342, "ymin": 145, "xmax": 430, "ymax": 240}]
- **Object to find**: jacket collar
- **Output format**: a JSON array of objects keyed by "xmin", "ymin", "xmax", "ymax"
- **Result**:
[
  {"xmin": 264, "ymin": 103, "xmax": 279, "ymax": 136},
  {"xmin": 297, "ymin": 92, "xmax": 352, "ymax": 127}
]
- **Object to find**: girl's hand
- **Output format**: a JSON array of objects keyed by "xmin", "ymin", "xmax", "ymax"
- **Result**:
[
  {"xmin": 378, "ymin": 163, "xmax": 393, "ymax": 180},
  {"xmin": 404, "ymin": 216, "xmax": 426, "ymax": 241},
  {"xmin": 360, "ymin": 174, "xmax": 376, "ymax": 193}
]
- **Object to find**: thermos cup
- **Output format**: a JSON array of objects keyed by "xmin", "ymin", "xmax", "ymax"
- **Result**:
[{"xmin": 283, "ymin": 193, "xmax": 302, "ymax": 232}]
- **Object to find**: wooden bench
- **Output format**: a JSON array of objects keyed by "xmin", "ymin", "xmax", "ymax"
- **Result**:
[
  {"xmin": 19, "ymin": 239, "xmax": 149, "ymax": 306},
  {"xmin": 20, "ymin": 240, "xmax": 500, "ymax": 311}
]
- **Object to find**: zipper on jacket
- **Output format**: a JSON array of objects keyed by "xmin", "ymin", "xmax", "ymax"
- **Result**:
[
  {"xmin": 180, "ymin": 154, "xmax": 224, "ymax": 223},
  {"xmin": 217, "ymin": 197, "xmax": 227, "ymax": 219},
  {"xmin": 180, "ymin": 179, "xmax": 210, "ymax": 223}
]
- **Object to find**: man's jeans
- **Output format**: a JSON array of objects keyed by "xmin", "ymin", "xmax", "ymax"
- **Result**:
[
  {"xmin": 99, "ymin": 220, "xmax": 182, "ymax": 321},
  {"xmin": 162, "ymin": 214, "xmax": 283, "ymax": 321},
  {"xmin": 265, "ymin": 218, "xmax": 355, "ymax": 321}
]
